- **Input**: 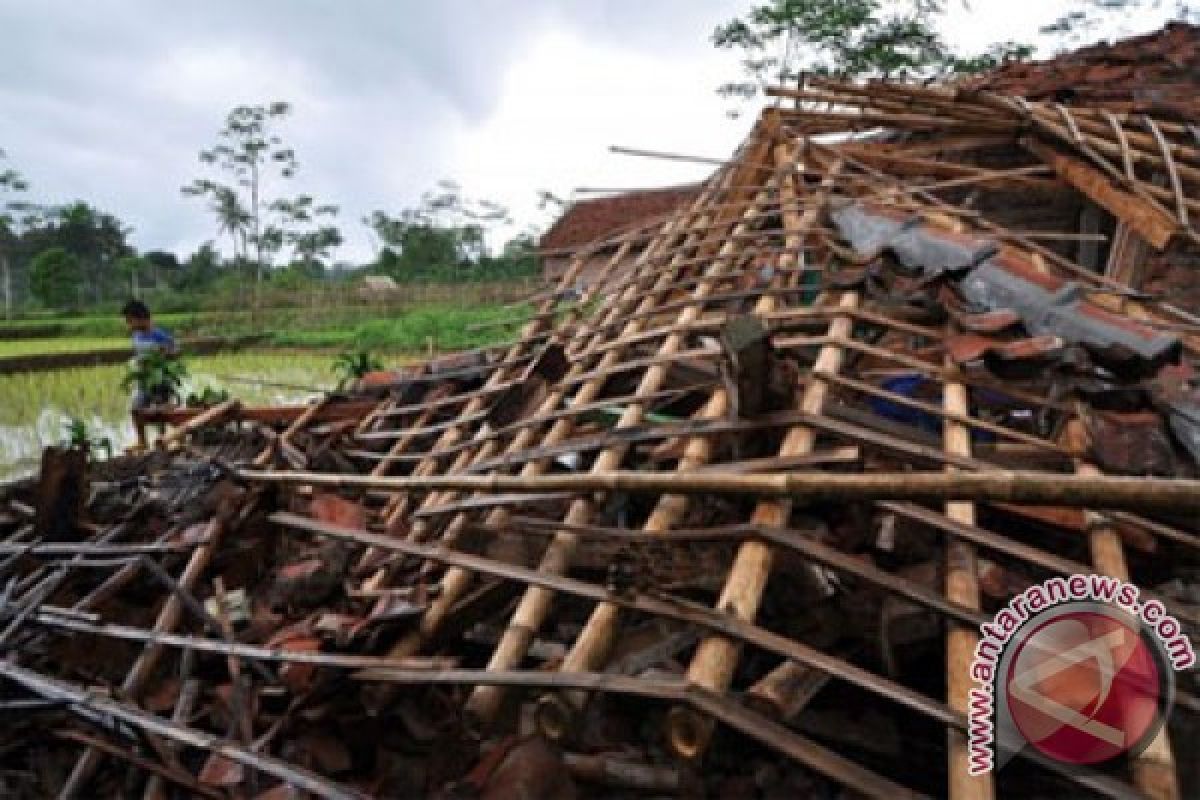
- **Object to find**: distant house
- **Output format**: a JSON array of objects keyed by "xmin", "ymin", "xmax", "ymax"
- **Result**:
[
  {"xmin": 539, "ymin": 185, "xmax": 701, "ymax": 288},
  {"xmin": 360, "ymin": 275, "xmax": 400, "ymax": 294}
]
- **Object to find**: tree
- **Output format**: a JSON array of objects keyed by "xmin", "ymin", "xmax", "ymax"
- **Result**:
[
  {"xmin": 182, "ymin": 102, "xmax": 338, "ymax": 284},
  {"xmin": 481, "ymin": 230, "xmax": 540, "ymax": 279},
  {"xmin": 211, "ymin": 185, "xmax": 251, "ymax": 262},
  {"xmin": 28, "ymin": 247, "xmax": 83, "ymax": 310},
  {"xmin": 177, "ymin": 242, "xmax": 221, "ymax": 291},
  {"xmin": 26, "ymin": 202, "xmax": 133, "ymax": 304},
  {"xmin": 143, "ymin": 250, "xmax": 181, "ymax": 290},
  {"xmin": 0, "ymin": 148, "xmax": 32, "ymax": 319},
  {"xmin": 1039, "ymin": 1, "xmax": 1199, "ymax": 49},
  {"xmin": 364, "ymin": 210, "xmax": 460, "ymax": 279},
  {"xmin": 116, "ymin": 254, "xmax": 150, "ymax": 299},
  {"xmin": 363, "ymin": 181, "xmax": 513, "ymax": 280},
  {"xmin": 289, "ymin": 225, "xmax": 343, "ymax": 269},
  {"xmin": 272, "ymin": 194, "xmax": 341, "ymax": 268},
  {"xmin": 713, "ymin": 1, "xmax": 1031, "ymax": 107}
]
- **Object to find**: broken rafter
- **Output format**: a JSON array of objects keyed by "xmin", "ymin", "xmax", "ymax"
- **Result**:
[{"xmin": 240, "ymin": 467, "xmax": 1200, "ymax": 512}]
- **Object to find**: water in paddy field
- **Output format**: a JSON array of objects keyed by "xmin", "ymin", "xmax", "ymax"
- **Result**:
[
  {"xmin": 0, "ymin": 350, "xmax": 340, "ymax": 485},
  {"xmin": 0, "ymin": 408, "xmax": 133, "ymax": 483}
]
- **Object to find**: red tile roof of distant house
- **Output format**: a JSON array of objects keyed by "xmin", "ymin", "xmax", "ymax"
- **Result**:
[{"xmin": 539, "ymin": 185, "xmax": 702, "ymax": 252}]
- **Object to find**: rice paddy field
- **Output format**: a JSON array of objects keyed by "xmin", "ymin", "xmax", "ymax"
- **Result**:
[
  {"xmin": 1, "ymin": 299, "xmax": 527, "ymax": 484},
  {"xmin": 0, "ymin": 350, "xmax": 359, "ymax": 483}
]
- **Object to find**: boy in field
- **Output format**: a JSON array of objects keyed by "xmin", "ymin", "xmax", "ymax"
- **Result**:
[{"xmin": 122, "ymin": 299, "xmax": 179, "ymax": 445}]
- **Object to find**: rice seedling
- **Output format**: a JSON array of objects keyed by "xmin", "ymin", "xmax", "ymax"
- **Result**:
[{"xmin": 332, "ymin": 350, "xmax": 384, "ymax": 389}]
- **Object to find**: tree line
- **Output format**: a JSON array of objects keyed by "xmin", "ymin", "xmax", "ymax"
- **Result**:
[{"xmin": 0, "ymin": 103, "xmax": 545, "ymax": 317}]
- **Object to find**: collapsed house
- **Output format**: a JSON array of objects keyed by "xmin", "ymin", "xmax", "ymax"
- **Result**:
[{"xmin": 3, "ymin": 24, "xmax": 1200, "ymax": 800}]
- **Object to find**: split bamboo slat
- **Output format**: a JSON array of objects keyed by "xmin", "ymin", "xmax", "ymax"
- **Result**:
[
  {"xmin": 369, "ymin": 235, "xmax": 630, "ymax": 525},
  {"xmin": 370, "ymin": 195, "xmax": 678, "ymax": 529},
  {"xmin": 347, "ymin": 222, "xmax": 648, "ymax": 581}
]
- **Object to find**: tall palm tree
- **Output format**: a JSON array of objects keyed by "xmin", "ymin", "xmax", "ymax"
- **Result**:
[{"xmin": 212, "ymin": 186, "xmax": 251, "ymax": 264}]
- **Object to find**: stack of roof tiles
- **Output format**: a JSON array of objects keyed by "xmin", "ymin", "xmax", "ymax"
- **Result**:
[{"xmin": 970, "ymin": 21, "xmax": 1200, "ymax": 118}]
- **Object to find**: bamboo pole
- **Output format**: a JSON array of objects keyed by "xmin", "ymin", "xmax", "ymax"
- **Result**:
[
  {"xmin": 665, "ymin": 290, "xmax": 859, "ymax": 759},
  {"xmin": 157, "ymin": 399, "xmax": 240, "ymax": 449},
  {"xmin": 1072, "ymin": 424, "xmax": 1180, "ymax": 800},
  {"xmin": 534, "ymin": 388, "xmax": 734, "ymax": 734},
  {"xmin": 944, "ymin": 366, "xmax": 994, "ymax": 800},
  {"xmin": 652, "ymin": 137, "xmax": 849, "ymax": 743},
  {"xmin": 240, "ymin": 468, "xmax": 1200, "ymax": 512},
  {"xmin": 744, "ymin": 660, "xmax": 831, "ymax": 721},
  {"xmin": 463, "ymin": 180, "xmax": 784, "ymax": 727},
  {"xmin": 538, "ymin": 140, "xmax": 835, "ymax": 738}
]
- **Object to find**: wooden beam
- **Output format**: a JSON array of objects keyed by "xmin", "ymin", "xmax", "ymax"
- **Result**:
[{"xmin": 1023, "ymin": 138, "xmax": 1178, "ymax": 250}]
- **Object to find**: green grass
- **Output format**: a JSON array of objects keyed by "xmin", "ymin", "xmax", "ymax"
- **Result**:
[
  {"xmin": 0, "ymin": 337, "xmax": 131, "ymax": 357},
  {"xmin": 271, "ymin": 303, "xmax": 531, "ymax": 352}
]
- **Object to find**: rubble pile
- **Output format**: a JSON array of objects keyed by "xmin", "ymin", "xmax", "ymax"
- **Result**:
[{"xmin": 3, "ymin": 24, "xmax": 1200, "ymax": 800}]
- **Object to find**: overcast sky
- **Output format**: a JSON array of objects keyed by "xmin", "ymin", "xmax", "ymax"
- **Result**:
[{"xmin": 0, "ymin": 1, "xmax": 1182, "ymax": 263}]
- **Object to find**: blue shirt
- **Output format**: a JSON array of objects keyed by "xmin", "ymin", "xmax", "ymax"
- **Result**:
[{"xmin": 132, "ymin": 326, "xmax": 176, "ymax": 356}]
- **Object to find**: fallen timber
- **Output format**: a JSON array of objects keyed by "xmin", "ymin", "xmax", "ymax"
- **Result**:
[
  {"xmin": 241, "ymin": 467, "xmax": 1200, "ymax": 512},
  {"xmin": 5, "ymin": 27, "xmax": 1200, "ymax": 799}
]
